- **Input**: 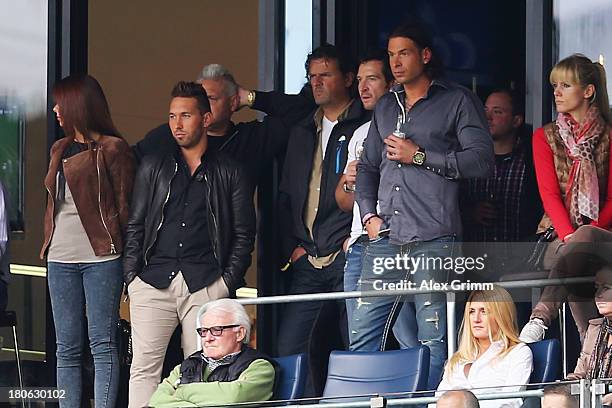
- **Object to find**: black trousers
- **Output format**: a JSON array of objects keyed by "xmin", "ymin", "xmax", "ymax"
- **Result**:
[{"xmin": 277, "ymin": 253, "xmax": 347, "ymax": 356}]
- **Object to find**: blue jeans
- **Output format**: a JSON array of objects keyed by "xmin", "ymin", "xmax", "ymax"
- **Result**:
[
  {"xmin": 344, "ymin": 241, "xmax": 363, "ymax": 321},
  {"xmin": 346, "ymin": 240, "xmax": 418, "ymax": 349},
  {"xmin": 350, "ymin": 236, "xmax": 455, "ymax": 390},
  {"xmin": 47, "ymin": 259, "xmax": 123, "ymax": 408}
]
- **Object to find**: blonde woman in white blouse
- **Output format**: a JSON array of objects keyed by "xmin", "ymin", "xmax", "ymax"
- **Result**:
[{"xmin": 434, "ymin": 286, "xmax": 533, "ymax": 408}]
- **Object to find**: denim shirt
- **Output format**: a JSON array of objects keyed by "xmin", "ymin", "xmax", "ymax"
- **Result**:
[{"xmin": 356, "ymin": 80, "xmax": 494, "ymax": 244}]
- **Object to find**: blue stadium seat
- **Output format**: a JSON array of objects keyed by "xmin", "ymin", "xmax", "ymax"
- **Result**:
[
  {"xmin": 273, "ymin": 353, "xmax": 308, "ymax": 401},
  {"xmin": 322, "ymin": 346, "xmax": 430, "ymax": 401},
  {"xmin": 527, "ymin": 339, "xmax": 561, "ymax": 384}
]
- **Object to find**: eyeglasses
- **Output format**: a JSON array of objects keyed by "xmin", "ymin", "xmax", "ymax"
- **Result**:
[{"xmin": 196, "ymin": 324, "xmax": 240, "ymax": 337}]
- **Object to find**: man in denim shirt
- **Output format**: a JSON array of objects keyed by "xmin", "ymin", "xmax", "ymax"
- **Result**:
[{"xmin": 355, "ymin": 21, "xmax": 493, "ymax": 389}]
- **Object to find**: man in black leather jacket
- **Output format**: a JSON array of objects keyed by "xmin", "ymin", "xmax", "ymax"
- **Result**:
[{"xmin": 123, "ymin": 81, "xmax": 255, "ymax": 408}]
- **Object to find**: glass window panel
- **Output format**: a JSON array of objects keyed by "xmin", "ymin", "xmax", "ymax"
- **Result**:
[
  {"xmin": 0, "ymin": 0, "xmax": 48, "ymax": 360},
  {"xmin": 284, "ymin": 0, "xmax": 312, "ymax": 94},
  {"xmin": 554, "ymin": 0, "xmax": 612, "ymax": 100},
  {"xmin": 0, "ymin": 1, "xmax": 48, "ymax": 232}
]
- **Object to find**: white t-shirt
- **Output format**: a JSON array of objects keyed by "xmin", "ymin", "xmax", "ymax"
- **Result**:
[
  {"xmin": 344, "ymin": 121, "xmax": 380, "ymax": 247},
  {"xmin": 433, "ymin": 341, "xmax": 533, "ymax": 408},
  {"xmin": 321, "ymin": 116, "xmax": 337, "ymax": 159}
]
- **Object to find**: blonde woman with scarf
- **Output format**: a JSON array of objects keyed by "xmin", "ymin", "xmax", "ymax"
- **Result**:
[
  {"xmin": 434, "ymin": 286, "xmax": 533, "ymax": 408},
  {"xmin": 520, "ymin": 54, "xmax": 612, "ymax": 344}
]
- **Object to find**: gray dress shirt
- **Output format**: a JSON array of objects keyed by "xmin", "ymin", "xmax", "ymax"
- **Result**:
[{"xmin": 356, "ymin": 80, "xmax": 494, "ymax": 244}]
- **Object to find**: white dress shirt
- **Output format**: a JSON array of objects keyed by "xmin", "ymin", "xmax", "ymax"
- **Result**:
[
  {"xmin": 344, "ymin": 121, "xmax": 383, "ymax": 248},
  {"xmin": 345, "ymin": 121, "xmax": 369, "ymax": 247},
  {"xmin": 433, "ymin": 341, "xmax": 533, "ymax": 408}
]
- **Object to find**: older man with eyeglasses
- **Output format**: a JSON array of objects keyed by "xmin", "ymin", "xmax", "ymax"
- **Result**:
[{"xmin": 149, "ymin": 299, "xmax": 278, "ymax": 407}]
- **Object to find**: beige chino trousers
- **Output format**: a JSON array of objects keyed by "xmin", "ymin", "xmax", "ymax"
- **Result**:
[{"xmin": 127, "ymin": 272, "xmax": 229, "ymax": 408}]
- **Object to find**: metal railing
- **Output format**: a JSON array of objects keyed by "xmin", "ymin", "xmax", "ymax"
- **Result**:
[
  {"xmin": 238, "ymin": 276, "xmax": 593, "ymax": 361},
  {"xmin": 233, "ymin": 276, "xmax": 600, "ymax": 406},
  {"xmin": 192, "ymin": 379, "xmax": 611, "ymax": 407}
]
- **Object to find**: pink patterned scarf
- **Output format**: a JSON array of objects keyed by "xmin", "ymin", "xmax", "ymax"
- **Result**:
[{"xmin": 556, "ymin": 105, "xmax": 605, "ymax": 226}]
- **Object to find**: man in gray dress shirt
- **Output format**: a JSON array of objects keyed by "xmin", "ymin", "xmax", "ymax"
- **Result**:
[{"xmin": 355, "ymin": 20, "xmax": 494, "ymax": 389}]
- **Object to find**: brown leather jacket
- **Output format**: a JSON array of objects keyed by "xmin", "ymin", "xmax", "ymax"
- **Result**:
[{"xmin": 41, "ymin": 135, "xmax": 135, "ymax": 259}]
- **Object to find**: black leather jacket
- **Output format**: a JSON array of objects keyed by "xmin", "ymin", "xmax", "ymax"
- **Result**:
[{"xmin": 123, "ymin": 148, "xmax": 255, "ymax": 292}]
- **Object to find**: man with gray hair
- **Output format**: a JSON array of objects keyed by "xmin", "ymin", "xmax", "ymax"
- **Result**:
[
  {"xmin": 149, "ymin": 298, "xmax": 278, "ymax": 407},
  {"xmin": 134, "ymin": 63, "xmax": 314, "ymax": 185},
  {"xmin": 436, "ymin": 390, "xmax": 480, "ymax": 408}
]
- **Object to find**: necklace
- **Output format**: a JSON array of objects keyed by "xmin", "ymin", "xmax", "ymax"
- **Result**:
[{"xmin": 405, "ymin": 80, "xmax": 434, "ymax": 112}]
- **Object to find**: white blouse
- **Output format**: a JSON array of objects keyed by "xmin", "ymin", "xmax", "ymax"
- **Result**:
[{"xmin": 433, "ymin": 341, "xmax": 533, "ymax": 408}]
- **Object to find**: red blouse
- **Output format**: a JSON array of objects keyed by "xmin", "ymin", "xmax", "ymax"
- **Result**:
[{"xmin": 532, "ymin": 127, "xmax": 612, "ymax": 240}]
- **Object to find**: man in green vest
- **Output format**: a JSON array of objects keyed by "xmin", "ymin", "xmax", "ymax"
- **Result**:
[{"xmin": 149, "ymin": 299, "xmax": 277, "ymax": 407}]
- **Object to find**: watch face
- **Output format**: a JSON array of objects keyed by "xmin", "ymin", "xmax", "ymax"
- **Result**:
[{"xmin": 413, "ymin": 151, "xmax": 425, "ymax": 165}]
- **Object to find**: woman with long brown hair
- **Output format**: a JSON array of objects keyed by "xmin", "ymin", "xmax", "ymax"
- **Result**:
[
  {"xmin": 41, "ymin": 74, "xmax": 135, "ymax": 407},
  {"xmin": 520, "ymin": 54, "xmax": 612, "ymax": 344}
]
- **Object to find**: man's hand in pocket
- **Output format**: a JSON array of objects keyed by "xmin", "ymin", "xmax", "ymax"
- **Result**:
[
  {"xmin": 365, "ymin": 217, "xmax": 383, "ymax": 240},
  {"xmin": 290, "ymin": 246, "xmax": 307, "ymax": 263}
]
